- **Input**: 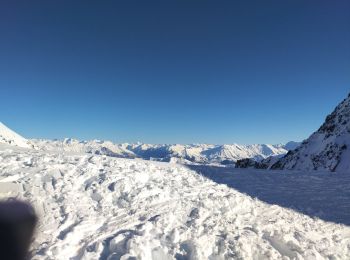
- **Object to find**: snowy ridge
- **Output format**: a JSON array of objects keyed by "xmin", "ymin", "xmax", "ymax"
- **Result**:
[
  {"xmin": 0, "ymin": 122, "xmax": 31, "ymax": 148},
  {"xmin": 1, "ymin": 148, "xmax": 349, "ymax": 259},
  {"xmin": 268, "ymin": 93, "xmax": 350, "ymax": 172},
  {"xmin": 236, "ymin": 93, "xmax": 350, "ymax": 173},
  {"xmin": 32, "ymin": 139, "xmax": 292, "ymax": 165}
]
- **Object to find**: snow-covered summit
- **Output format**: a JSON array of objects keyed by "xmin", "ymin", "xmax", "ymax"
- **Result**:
[
  {"xmin": 270, "ymin": 93, "xmax": 350, "ymax": 172},
  {"xmin": 0, "ymin": 122, "xmax": 31, "ymax": 148}
]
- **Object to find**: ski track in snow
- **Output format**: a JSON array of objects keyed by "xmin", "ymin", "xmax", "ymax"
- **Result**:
[{"xmin": 1, "ymin": 146, "xmax": 350, "ymax": 259}]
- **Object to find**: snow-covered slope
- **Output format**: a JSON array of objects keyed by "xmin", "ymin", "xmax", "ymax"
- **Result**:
[
  {"xmin": 32, "ymin": 139, "xmax": 291, "ymax": 165},
  {"xmin": 0, "ymin": 122, "xmax": 31, "ymax": 148},
  {"xmin": 1, "ymin": 147, "xmax": 349, "ymax": 259},
  {"xmin": 269, "ymin": 93, "xmax": 350, "ymax": 172}
]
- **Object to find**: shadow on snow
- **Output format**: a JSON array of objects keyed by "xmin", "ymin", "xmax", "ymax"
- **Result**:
[{"xmin": 187, "ymin": 165, "xmax": 350, "ymax": 226}]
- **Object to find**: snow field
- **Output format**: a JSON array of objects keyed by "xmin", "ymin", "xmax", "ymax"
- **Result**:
[{"xmin": 0, "ymin": 146, "xmax": 350, "ymax": 259}]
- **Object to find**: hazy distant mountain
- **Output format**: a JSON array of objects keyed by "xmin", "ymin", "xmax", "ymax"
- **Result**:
[
  {"xmin": 32, "ymin": 138, "xmax": 295, "ymax": 165},
  {"xmin": 0, "ymin": 121, "xmax": 297, "ymax": 165},
  {"xmin": 282, "ymin": 141, "xmax": 300, "ymax": 151}
]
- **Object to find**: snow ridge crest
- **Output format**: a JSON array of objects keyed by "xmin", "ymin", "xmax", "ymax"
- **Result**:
[{"xmin": 0, "ymin": 122, "xmax": 31, "ymax": 148}]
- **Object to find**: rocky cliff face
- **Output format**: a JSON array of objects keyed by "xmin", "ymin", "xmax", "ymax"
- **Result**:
[{"xmin": 269, "ymin": 93, "xmax": 350, "ymax": 172}]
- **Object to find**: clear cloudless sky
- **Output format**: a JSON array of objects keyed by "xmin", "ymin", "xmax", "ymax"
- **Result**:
[{"xmin": 0, "ymin": 0, "xmax": 349, "ymax": 144}]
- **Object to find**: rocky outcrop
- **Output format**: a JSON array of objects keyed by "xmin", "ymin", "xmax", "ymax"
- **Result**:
[{"xmin": 269, "ymin": 93, "xmax": 350, "ymax": 172}]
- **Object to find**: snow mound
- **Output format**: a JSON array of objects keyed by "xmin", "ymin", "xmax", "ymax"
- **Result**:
[
  {"xmin": 0, "ymin": 148, "xmax": 349, "ymax": 259},
  {"xmin": 269, "ymin": 93, "xmax": 350, "ymax": 172},
  {"xmin": 0, "ymin": 122, "xmax": 31, "ymax": 148},
  {"xmin": 33, "ymin": 138, "xmax": 136, "ymax": 158}
]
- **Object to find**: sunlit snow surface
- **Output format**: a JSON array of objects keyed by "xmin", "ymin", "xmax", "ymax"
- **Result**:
[
  {"xmin": 1, "ymin": 144, "xmax": 350, "ymax": 259},
  {"xmin": 0, "ymin": 122, "xmax": 31, "ymax": 148}
]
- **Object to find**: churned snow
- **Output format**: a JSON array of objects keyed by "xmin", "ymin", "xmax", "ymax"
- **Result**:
[
  {"xmin": 1, "ymin": 122, "xmax": 349, "ymax": 259},
  {"xmin": 0, "ymin": 144, "xmax": 350, "ymax": 259}
]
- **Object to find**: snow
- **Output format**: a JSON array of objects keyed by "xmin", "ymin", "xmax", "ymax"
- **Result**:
[
  {"xmin": 0, "ymin": 122, "xmax": 31, "ymax": 148},
  {"xmin": 32, "ymin": 139, "xmax": 291, "ymax": 165},
  {"xmin": 190, "ymin": 165, "xmax": 350, "ymax": 225},
  {"xmin": 1, "ymin": 123, "xmax": 349, "ymax": 259},
  {"xmin": 282, "ymin": 141, "xmax": 301, "ymax": 151},
  {"xmin": 1, "ymin": 145, "xmax": 350, "ymax": 259},
  {"xmin": 268, "ymin": 93, "xmax": 350, "ymax": 172}
]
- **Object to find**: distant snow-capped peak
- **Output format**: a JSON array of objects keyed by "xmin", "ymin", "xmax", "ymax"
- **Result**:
[
  {"xmin": 31, "ymin": 138, "xmax": 295, "ymax": 165},
  {"xmin": 1, "ymin": 122, "xmax": 298, "ymax": 165}
]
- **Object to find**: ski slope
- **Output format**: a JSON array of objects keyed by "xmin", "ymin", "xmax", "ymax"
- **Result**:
[{"xmin": 0, "ymin": 145, "xmax": 349, "ymax": 259}]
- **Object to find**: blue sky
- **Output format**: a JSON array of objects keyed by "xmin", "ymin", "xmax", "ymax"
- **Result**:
[{"xmin": 0, "ymin": 1, "xmax": 349, "ymax": 144}]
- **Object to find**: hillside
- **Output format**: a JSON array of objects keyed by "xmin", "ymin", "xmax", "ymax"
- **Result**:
[
  {"xmin": 234, "ymin": 93, "xmax": 350, "ymax": 172},
  {"xmin": 0, "ymin": 122, "xmax": 31, "ymax": 148},
  {"xmin": 268, "ymin": 93, "xmax": 350, "ymax": 172}
]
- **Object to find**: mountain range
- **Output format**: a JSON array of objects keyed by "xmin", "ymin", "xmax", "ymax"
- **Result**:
[
  {"xmin": 32, "ymin": 139, "xmax": 296, "ymax": 165},
  {"xmin": 0, "ymin": 122, "xmax": 297, "ymax": 165}
]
